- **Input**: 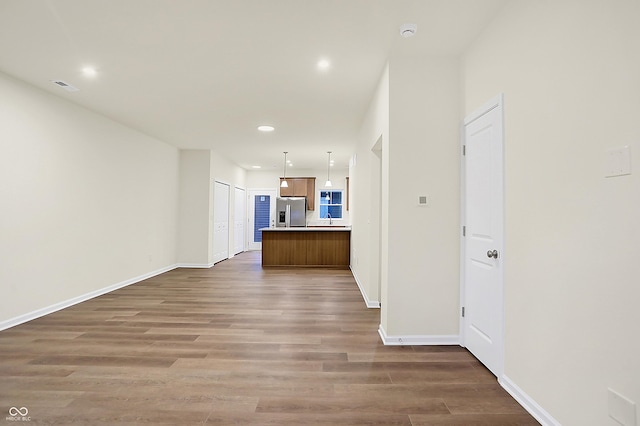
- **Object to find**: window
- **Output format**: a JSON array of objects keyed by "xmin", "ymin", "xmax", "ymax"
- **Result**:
[{"xmin": 319, "ymin": 190, "xmax": 343, "ymax": 220}]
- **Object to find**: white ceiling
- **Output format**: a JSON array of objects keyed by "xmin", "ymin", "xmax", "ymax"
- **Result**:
[{"xmin": 0, "ymin": 0, "xmax": 507, "ymax": 171}]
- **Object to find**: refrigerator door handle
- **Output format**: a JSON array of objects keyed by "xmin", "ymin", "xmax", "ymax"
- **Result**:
[{"xmin": 285, "ymin": 204, "xmax": 291, "ymax": 228}]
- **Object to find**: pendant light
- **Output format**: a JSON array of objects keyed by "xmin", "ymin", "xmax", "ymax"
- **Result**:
[
  {"xmin": 325, "ymin": 151, "xmax": 333, "ymax": 187},
  {"xmin": 281, "ymin": 152, "xmax": 289, "ymax": 188}
]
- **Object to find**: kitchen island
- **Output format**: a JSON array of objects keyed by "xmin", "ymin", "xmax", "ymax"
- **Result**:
[{"xmin": 261, "ymin": 226, "xmax": 351, "ymax": 268}]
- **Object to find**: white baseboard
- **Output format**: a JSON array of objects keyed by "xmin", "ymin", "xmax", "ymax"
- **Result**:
[
  {"xmin": 500, "ymin": 375, "xmax": 561, "ymax": 426},
  {"xmin": 176, "ymin": 263, "xmax": 214, "ymax": 268},
  {"xmin": 0, "ymin": 264, "xmax": 178, "ymax": 332},
  {"xmin": 378, "ymin": 324, "xmax": 460, "ymax": 346},
  {"xmin": 349, "ymin": 266, "xmax": 380, "ymax": 308}
]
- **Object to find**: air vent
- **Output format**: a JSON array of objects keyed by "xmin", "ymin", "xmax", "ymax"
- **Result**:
[{"xmin": 51, "ymin": 80, "xmax": 80, "ymax": 92}]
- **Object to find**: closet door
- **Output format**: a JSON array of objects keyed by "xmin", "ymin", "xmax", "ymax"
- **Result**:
[{"xmin": 213, "ymin": 181, "xmax": 230, "ymax": 264}]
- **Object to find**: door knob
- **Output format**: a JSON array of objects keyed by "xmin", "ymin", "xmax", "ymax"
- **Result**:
[{"xmin": 487, "ymin": 250, "xmax": 498, "ymax": 259}]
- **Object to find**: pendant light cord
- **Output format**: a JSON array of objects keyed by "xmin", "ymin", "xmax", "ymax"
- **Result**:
[
  {"xmin": 325, "ymin": 151, "xmax": 332, "ymax": 187},
  {"xmin": 281, "ymin": 151, "xmax": 289, "ymax": 188}
]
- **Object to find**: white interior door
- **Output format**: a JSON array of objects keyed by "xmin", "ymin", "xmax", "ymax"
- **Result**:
[
  {"xmin": 234, "ymin": 187, "xmax": 246, "ymax": 255},
  {"xmin": 213, "ymin": 181, "xmax": 230, "ymax": 264},
  {"xmin": 462, "ymin": 95, "xmax": 504, "ymax": 377},
  {"xmin": 247, "ymin": 189, "xmax": 276, "ymax": 251}
]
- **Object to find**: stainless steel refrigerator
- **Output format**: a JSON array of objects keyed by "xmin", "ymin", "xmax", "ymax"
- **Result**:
[{"xmin": 276, "ymin": 197, "xmax": 306, "ymax": 227}]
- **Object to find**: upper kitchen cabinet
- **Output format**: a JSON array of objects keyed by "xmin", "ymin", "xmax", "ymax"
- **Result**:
[{"xmin": 279, "ymin": 177, "xmax": 316, "ymax": 210}]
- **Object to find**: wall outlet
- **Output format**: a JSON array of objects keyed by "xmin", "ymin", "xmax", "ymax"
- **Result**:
[{"xmin": 608, "ymin": 388, "xmax": 636, "ymax": 426}]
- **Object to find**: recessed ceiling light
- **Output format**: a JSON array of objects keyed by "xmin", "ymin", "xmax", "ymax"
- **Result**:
[
  {"xmin": 258, "ymin": 125, "xmax": 275, "ymax": 132},
  {"xmin": 317, "ymin": 59, "xmax": 330, "ymax": 71},
  {"xmin": 81, "ymin": 67, "xmax": 97, "ymax": 78},
  {"xmin": 252, "ymin": 165, "xmax": 262, "ymax": 169}
]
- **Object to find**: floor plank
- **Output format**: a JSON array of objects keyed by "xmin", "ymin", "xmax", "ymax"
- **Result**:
[{"xmin": 0, "ymin": 251, "xmax": 538, "ymax": 425}]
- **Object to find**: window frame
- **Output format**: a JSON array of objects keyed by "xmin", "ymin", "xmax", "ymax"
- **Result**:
[{"xmin": 318, "ymin": 189, "xmax": 344, "ymax": 221}]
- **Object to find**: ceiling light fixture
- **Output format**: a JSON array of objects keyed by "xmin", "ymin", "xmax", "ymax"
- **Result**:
[
  {"xmin": 317, "ymin": 59, "xmax": 330, "ymax": 71},
  {"xmin": 281, "ymin": 152, "xmax": 289, "ymax": 188},
  {"xmin": 258, "ymin": 125, "xmax": 275, "ymax": 132},
  {"xmin": 81, "ymin": 67, "xmax": 97, "ymax": 78},
  {"xmin": 325, "ymin": 151, "xmax": 333, "ymax": 188},
  {"xmin": 400, "ymin": 23, "xmax": 417, "ymax": 38}
]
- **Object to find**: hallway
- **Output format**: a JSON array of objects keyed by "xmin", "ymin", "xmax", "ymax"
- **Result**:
[{"xmin": 0, "ymin": 252, "xmax": 537, "ymax": 424}]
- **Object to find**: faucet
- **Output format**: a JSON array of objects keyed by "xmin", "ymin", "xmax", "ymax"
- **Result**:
[{"xmin": 327, "ymin": 213, "xmax": 332, "ymax": 225}]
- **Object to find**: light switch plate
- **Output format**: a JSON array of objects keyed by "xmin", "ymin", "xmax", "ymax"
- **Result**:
[
  {"xmin": 605, "ymin": 146, "xmax": 631, "ymax": 177},
  {"xmin": 608, "ymin": 388, "xmax": 636, "ymax": 426}
]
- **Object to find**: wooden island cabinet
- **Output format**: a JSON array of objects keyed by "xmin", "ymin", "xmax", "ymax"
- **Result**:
[{"xmin": 261, "ymin": 227, "xmax": 350, "ymax": 268}]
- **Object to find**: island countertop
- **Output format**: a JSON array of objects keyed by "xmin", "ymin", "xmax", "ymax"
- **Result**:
[{"xmin": 260, "ymin": 226, "xmax": 351, "ymax": 232}]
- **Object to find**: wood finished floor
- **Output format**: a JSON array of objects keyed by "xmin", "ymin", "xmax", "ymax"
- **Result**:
[{"xmin": 0, "ymin": 251, "xmax": 538, "ymax": 425}]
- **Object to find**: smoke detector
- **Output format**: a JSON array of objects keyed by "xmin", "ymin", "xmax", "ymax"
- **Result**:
[{"xmin": 400, "ymin": 23, "xmax": 417, "ymax": 38}]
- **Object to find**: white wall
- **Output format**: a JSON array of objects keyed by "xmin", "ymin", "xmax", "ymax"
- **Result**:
[
  {"xmin": 177, "ymin": 150, "xmax": 211, "ymax": 266},
  {"xmin": 351, "ymin": 54, "xmax": 461, "ymax": 340},
  {"xmin": 350, "ymin": 64, "xmax": 389, "ymax": 309},
  {"xmin": 463, "ymin": 1, "xmax": 640, "ymax": 424},
  {"xmin": 244, "ymin": 169, "xmax": 281, "ymax": 189},
  {"xmin": 178, "ymin": 150, "xmax": 246, "ymax": 266},
  {"xmin": 0, "ymin": 71, "xmax": 179, "ymax": 327},
  {"xmin": 384, "ymin": 54, "xmax": 461, "ymax": 338}
]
